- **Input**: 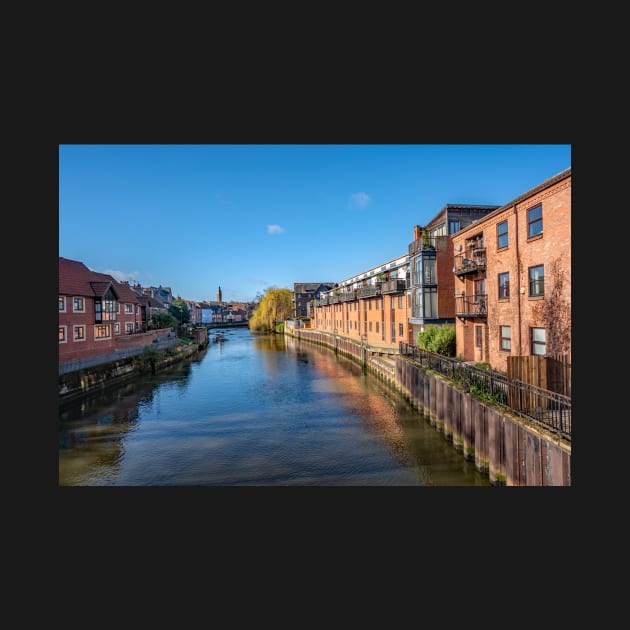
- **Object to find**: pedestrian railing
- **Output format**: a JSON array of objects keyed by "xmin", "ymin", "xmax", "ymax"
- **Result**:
[{"xmin": 399, "ymin": 343, "xmax": 571, "ymax": 441}]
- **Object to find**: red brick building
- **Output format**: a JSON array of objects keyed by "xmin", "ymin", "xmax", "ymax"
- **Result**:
[
  {"xmin": 452, "ymin": 168, "xmax": 571, "ymax": 372},
  {"xmin": 59, "ymin": 257, "xmax": 143, "ymax": 364},
  {"xmin": 310, "ymin": 254, "xmax": 412, "ymax": 349}
]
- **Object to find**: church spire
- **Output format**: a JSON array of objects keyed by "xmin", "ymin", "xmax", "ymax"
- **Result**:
[{"xmin": 217, "ymin": 286, "xmax": 222, "ymax": 303}]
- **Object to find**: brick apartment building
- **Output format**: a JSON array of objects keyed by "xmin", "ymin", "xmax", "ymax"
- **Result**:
[
  {"xmin": 452, "ymin": 167, "xmax": 571, "ymax": 372},
  {"xmin": 407, "ymin": 204, "xmax": 499, "ymax": 342},
  {"xmin": 310, "ymin": 254, "xmax": 412, "ymax": 349}
]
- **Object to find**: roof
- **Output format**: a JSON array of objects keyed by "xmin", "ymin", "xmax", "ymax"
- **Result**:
[{"xmin": 59, "ymin": 257, "xmax": 139, "ymax": 303}]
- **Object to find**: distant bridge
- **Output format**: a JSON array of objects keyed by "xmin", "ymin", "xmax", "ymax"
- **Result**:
[{"xmin": 204, "ymin": 321, "xmax": 249, "ymax": 329}]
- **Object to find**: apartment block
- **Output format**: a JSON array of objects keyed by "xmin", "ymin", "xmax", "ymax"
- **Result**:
[
  {"xmin": 407, "ymin": 204, "xmax": 499, "ymax": 343},
  {"xmin": 451, "ymin": 168, "xmax": 571, "ymax": 372},
  {"xmin": 310, "ymin": 254, "xmax": 412, "ymax": 348}
]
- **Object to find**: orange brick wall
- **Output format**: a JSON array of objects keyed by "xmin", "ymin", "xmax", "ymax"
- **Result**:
[{"xmin": 453, "ymin": 173, "xmax": 571, "ymax": 371}]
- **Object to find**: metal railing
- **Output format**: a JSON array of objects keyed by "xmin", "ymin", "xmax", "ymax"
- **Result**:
[{"xmin": 399, "ymin": 343, "xmax": 571, "ymax": 440}]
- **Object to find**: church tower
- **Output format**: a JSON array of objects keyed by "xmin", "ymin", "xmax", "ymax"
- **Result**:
[{"xmin": 217, "ymin": 286, "xmax": 222, "ymax": 303}]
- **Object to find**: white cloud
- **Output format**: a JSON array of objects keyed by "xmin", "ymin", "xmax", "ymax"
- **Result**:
[
  {"xmin": 103, "ymin": 269, "xmax": 140, "ymax": 283},
  {"xmin": 349, "ymin": 192, "xmax": 372, "ymax": 209},
  {"xmin": 267, "ymin": 224, "xmax": 285, "ymax": 235}
]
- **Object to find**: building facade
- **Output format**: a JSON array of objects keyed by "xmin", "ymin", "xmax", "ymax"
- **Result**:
[
  {"xmin": 292, "ymin": 282, "xmax": 335, "ymax": 318},
  {"xmin": 59, "ymin": 257, "xmax": 143, "ymax": 364},
  {"xmin": 452, "ymin": 168, "xmax": 571, "ymax": 372},
  {"xmin": 407, "ymin": 204, "xmax": 499, "ymax": 343},
  {"xmin": 310, "ymin": 254, "xmax": 412, "ymax": 348}
]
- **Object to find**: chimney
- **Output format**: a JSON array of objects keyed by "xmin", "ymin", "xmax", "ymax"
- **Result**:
[{"xmin": 414, "ymin": 225, "xmax": 422, "ymax": 240}]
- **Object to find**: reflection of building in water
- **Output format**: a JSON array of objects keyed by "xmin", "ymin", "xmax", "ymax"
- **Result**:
[
  {"xmin": 59, "ymin": 359, "xmax": 195, "ymax": 485},
  {"xmin": 287, "ymin": 339, "xmax": 410, "ymax": 461}
]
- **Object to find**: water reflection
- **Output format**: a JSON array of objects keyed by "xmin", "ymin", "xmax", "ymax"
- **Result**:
[{"xmin": 59, "ymin": 329, "xmax": 490, "ymax": 486}]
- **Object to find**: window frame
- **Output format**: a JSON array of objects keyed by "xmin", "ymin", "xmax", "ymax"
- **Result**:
[
  {"xmin": 527, "ymin": 203, "xmax": 543, "ymax": 238},
  {"xmin": 73, "ymin": 325, "xmax": 86, "ymax": 342},
  {"xmin": 58, "ymin": 326, "xmax": 67, "ymax": 343},
  {"xmin": 73, "ymin": 296, "xmax": 85, "ymax": 312},
  {"xmin": 497, "ymin": 220, "xmax": 508, "ymax": 249},
  {"xmin": 500, "ymin": 325, "xmax": 511, "ymax": 352},
  {"xmin": 498, "ymin": 272, "xmax": 510, "ymax": 300},
  {"xmin": 528, "ymin": 264, "xmax": 544, "ymax": 297},
  {"xmin": 531, "ymin": 327, "xmax": 546, "ymax": 356},
  {"xmin": 58, "ymin": 296, "xmax": 66, "ymax": 312}
]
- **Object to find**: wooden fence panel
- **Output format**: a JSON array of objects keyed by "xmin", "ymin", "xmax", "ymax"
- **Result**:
[{"xmin": 507, "ymin": 355, "xmax": 571, "ymax": 397}]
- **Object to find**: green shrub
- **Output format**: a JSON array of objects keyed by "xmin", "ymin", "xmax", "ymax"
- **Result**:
[{"xmin": 416, "ymin": 324, "xmax": 456, "ymax": 356}]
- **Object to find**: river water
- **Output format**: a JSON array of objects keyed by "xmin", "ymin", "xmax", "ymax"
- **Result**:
[{"xmin": 58, "ymin": 327, "xmax": 491, "ymax": 486}]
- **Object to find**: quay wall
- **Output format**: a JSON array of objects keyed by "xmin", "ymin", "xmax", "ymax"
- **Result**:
[{"xmin": 285, "ymin": 327, "xmax": 571, "ymax": 486}]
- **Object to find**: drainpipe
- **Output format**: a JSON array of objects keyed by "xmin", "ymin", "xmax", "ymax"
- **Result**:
[{"xmin": 514, "ymin": 204, "xmax": 522, "ymax": 355}]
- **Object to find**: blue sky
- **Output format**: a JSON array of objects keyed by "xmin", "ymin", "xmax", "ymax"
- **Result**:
[{"xmin": 59, "ymin": 144, "xmax": 571, "ymax": 303}]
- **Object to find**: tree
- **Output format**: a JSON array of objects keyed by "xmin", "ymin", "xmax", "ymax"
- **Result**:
[
  {"xmin": 248, "ymin": 286, "xmax": 293, "ymax": 332},
  {"xmin": 169, "ymin": 297, "xmax": 191, "ymax": 325},
  {"xmin": 151, "ymin": 311, "xmax": 178, "ymax": 330}
]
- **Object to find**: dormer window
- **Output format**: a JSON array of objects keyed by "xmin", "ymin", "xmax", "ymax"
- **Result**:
[{"xmin": 95, "ymin": 298, "xmax": 117, "ymax": 322}]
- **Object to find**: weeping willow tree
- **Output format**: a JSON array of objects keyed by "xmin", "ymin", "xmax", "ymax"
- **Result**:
[{"xmin": 248, "ymin": 286, "xmax": 293, "ymax": 332}]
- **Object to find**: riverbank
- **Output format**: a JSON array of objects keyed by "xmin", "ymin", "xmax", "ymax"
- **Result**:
[
  {"xmin": 58, "ymin": 337, "xmax": 207, "ymax": 404},
  {"xmin": 284, "ymin": 326, "xmax": 571, "ymax": 486}
]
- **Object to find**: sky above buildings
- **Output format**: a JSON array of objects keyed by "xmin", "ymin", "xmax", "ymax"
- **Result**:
[{"xmin": 59, "ymin": 144, "xmax": 571, "ymax": 303}]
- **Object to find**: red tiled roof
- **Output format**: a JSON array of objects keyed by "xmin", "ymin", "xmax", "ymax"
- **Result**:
[{"xmin": 59, "ymin": 257, "xmax": 140, "ymax": 303}]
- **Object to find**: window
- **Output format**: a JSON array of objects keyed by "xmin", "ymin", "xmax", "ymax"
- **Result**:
[
  {"xmin": 449, "ymin": 219, "xmax": 460, "ymax": 234},
  {"xmin": 58, "ymin": 326, "xmax": 66, "ymax": 343},
  {"xmin": 398, "ymin": 323, "xmax": 404, "ymax": 337},
  {"xmin": 73, "ymin": 297, "xmax": 85, "ymax": 312},
  {"xmin": 95, "ymin": 324, "xmax": 111, "ymax": 339},
  {"xmin": 475, "ymin": 326, "xmax": 483, "ymax": 348},
  {"xmin": 529, "ymin": 265, "xmax": 544, "ymax": 297},
  {"xmin": 391, "ymin": 322, "xmax": 396, "ymax": 343},
  {"xmin": 58, "ymin": 296, "xmax": 66, "ymax": 312},
  {"xmin": 375, "ymin": 322, "xmax": 379, "ymax": 333},
  {"xmin": 114, "ymin": 322, "xmax": 121, "ymax": 334},
  {"xmin": 531, "ymin": 327, "xmax": 546, "ymax": 355},
  {"xmin": 527, "ymin": 203, "xmax": 543, "ymax": 238},
  {"xmin": 498, "ymin": 272, "xmax": 510, "ymax": 299},
  {"xmin": 497, "ymin": 220, "xmax": 508, "ymax": 249},
  {"xmin": 95, "ymin": 299, "xmax": 116, "ymax": 322},
  {"xmin": 125, "ymin": 303, "xmax": 133, "ymax": 313},
  {"xmin": 73, "ymin": 325, "xmax": 85, "ymax": 341},
  {"xmin": 369, "ymin": 322, "xmax": 372, "ymax": 332},
  {"xmin": 500, "ymin": 326, "xmax": 511, "ymax": 352},
  {"xmin": 398, "ymin": 295, "xmax": 403, "ymax": 309}
]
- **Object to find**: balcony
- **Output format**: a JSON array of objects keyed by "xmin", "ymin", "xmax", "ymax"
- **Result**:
[
  {"xmin": 408, "ymin": 237, "xmax": 437, "ymax": 256},
  {"xmin": 455, "ymin": 294, "xmax": 487, "ymax": 319},
  {"xmin": 454, "ymin": 250, "xmax": 486, "ymax": 277},
  {"xmin": 380, "ymin": 279, "xmax": 407, "ymax": 294},
  {"xmin": 356, "ymin": 285, "xmax": 381, "ymax": 299}
]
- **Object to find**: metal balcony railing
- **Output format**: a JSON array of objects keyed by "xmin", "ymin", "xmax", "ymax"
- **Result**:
[
  {"xmin": 455, "ymin": 294, "xmax": 487, "ymax": 318},
  {"xmin": 380, "ymin": 279, "xmax": 407, "ymax": 294}
]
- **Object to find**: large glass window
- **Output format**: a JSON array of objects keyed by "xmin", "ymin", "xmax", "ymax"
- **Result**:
[
  {"xmin": 527, "ymin": 204, "xmax": 543, "ymax": 238},
  {"xmin": 497, "ymin": 220, "xmax": 508, "ymax": 249},
  {"xmin": 531, "ymin": 327, "xmax": 546, "ymax": 355},
  {"xmin": 528, "ymin": 265, "xmax": 544, "ymax": 297},
  {"xmin": 498, "ymin": 272, "xmax": 510, "ymax": 299},
  {"xmin": 449, "ymin": 219, "xmax": 460, "ymax": 234},
  {"xmin": 95, "ymin": 299, "xmax": 117, "ymax": 322},
  {"xmin": 423, "ymin": 257, "xmax": 436, "ymax": 284}
]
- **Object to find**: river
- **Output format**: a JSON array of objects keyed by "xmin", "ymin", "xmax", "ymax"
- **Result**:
[{"xmin": 58, "ymin": 327, "xmax": 491, "ymax": 486}]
